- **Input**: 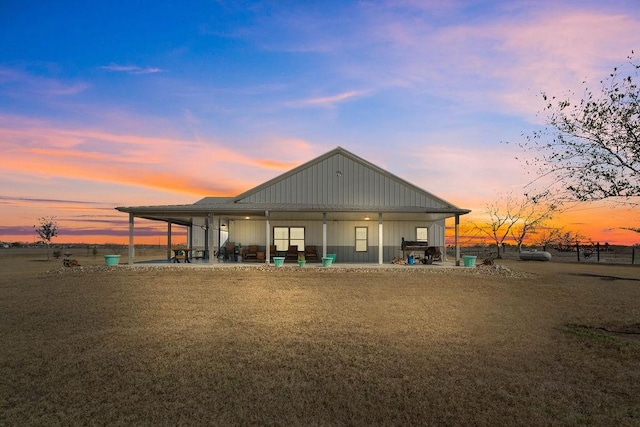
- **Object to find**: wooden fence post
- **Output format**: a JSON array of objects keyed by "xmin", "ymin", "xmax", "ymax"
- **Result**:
[
  {"xmin": 597, "ymin": 242, "xmax": 600, "ymax": 262},
  {"xmin": 576, "ymin": 242, "xmax": 580, "ymax": 262}
]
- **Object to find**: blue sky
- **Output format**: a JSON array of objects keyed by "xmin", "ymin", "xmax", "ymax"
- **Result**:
[{"xmin": 1, "ymin": 0, "xmax": 639, "ymax": 244}]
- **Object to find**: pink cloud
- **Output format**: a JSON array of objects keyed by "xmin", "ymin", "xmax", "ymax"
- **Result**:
[
  {"xmin": 330, "ymin": 6, "xmax": 640, "ymax": 119},
  {"xmin": 287, "ymin": 90, "xmax": 366, "ymax": 108},
  {"xmin": 100, "ymin": 63, "xmax": 163, "ymax": 74},
  {"xmin": 0, "ymin": 66, "xmax": 88, "ymax": 96}
]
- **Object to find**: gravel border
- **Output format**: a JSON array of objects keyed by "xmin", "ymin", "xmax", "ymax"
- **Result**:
[{"xmin": 44, "ymin": 263, "xmax": 535, "ymax": 278}]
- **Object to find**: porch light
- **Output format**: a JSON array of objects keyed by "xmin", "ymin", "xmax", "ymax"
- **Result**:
[
  {"xmin": 245, "ymin": 216, "xmax": 250, "ymax": 220},
  {"xmin": 364, "ymin": 217, "xmax": 370, "ymax": 220}
]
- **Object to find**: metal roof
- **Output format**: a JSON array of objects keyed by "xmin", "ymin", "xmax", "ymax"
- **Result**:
[{"xmin": 115, "ymin": 147, "xmax": 470, "ymax": 223}]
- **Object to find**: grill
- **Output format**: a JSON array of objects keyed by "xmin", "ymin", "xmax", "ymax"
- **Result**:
[
  {"xmin": 401, "ymin": 239, "xmax": 441, "ymax": 263},
  {"xmin": 401, "ymin": 240, "xmax": 429, "ymax": 251}
]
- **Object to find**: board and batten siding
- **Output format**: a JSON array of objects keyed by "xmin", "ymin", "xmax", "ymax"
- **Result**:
[
  {"xmin": 221, "ymin": 218, "xmax": 445, "ymax": 262},
  {"xmin": 238, "ymin": 153, "xmax": 447, "ymax": 208},
  {"xmin": 224, "ymin": 219, "xmax": 443, "ymax": 247}
]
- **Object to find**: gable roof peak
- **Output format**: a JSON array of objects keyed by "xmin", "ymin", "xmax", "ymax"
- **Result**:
[{"xmin": 231, "ymin": 146, "xmax": 462, "ymax": 210}]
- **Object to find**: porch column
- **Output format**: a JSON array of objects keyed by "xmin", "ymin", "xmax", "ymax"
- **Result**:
[
  {"xmin": 378, "ymin": 213, "xmax": 383, "ymax": 265},
  {"xmin": 167, "ymin": 221, "xmax": 172, "ymax": 261},
  {"xmin": 265, "ymin": 210, "xmax": 270, "ymax": 264},
  {"xmin": 455, "ymin": 214, "xmax": 460, "ymax": 266},
  {"xmin": 207, "ymin": 213, "xmax": 215, "ymax": 264},
  {"xmin": 322, "ymin": 213, "xmax": 327, "ymax": 258},
  {"xmin": 128, "ymin": 213, "xmax": 134, "ymax": 265}
]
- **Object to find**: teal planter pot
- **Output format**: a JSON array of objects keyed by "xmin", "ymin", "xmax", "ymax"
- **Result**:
[
  {"xmin": 462, "ymin": 255, "xmax": 477, "ymax": 267},
  {"xmin": 321, "ymin": 257, "xmax": 333, "ymax": 267},
  {"xmin": 104, "ymin": 255, "xmax": 121, "ymax": 266},
  {"xmin": 273, "ymin": 257, "xmax": 285, "ymax": 267},
  {"xmin": 327, "ymin": 253, "xmax": 337, "ymax": 263}
]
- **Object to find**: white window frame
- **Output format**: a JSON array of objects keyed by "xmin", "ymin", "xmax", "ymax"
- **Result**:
[
  {"xmin": 355, "ymin": 226, "xmax": 368, "ymax": 252},
  {"xmin": 416, "ymin": 227, "xmax": 428, "ymax": 243},
  {"xmin": 273, "ymin": 226, "xmax": 305, "ymax": 251}
]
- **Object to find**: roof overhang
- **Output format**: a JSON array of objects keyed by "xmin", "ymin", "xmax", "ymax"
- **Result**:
[{"xmin": 116, "ymin": 204, "xmax": 470, "ymax": 225}]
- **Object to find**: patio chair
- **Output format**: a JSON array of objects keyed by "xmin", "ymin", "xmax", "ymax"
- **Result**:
[
  {"xmin": 285, "ymin": 245, "xmax": 299, "ymax": 261},
  {"xmin": 269, "ymin": 245, "xmax": 278, "ymax": 261},
  {"xmin": 224, "ymin": 241, "xmax": 236, "ymax": 261},
  {"xmin": 304, "ymin": 245, "xmax": 319, "ymax": 262},
  {"xmin": 244, "ymin": 245, "xmax": 259, "ymax": 261}
]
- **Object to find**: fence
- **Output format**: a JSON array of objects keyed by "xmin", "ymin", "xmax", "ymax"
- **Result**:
[{"xmin": 448, "ymin": 243, "xmax": 638, "ymax": 265}]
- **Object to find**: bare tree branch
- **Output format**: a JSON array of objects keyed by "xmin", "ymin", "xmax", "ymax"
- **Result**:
[{"xmin": 519, "ymin": 53, "xmax": 640, "ymax": 204}]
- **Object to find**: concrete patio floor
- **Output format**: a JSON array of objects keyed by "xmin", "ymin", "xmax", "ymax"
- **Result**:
[{"xmin": 131, "ymin": 258, "xmax": 462, "ymax": 269}]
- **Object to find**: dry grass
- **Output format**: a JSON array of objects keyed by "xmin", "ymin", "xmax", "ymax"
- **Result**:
[{"xmin": 1, "ymin": 249, "xmax": 639, "ymax": 425}]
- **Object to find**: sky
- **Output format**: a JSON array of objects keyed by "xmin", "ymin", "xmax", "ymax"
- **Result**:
[{"xmin": 1, "ymin": 0, "xmax": 639, "ymax": 246}]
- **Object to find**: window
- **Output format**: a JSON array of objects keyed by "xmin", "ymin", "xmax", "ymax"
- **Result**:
[
  {"xmin": 416, "ymin": 227, "xmax": 428, "ymax": 242},
  {"xmin": 273, "ymin": 226, "xmax": 305, "ymax": 251},
  {"xmin": 290, "ymin": 227, "xmax": 305, "ymax": 250},
  {"xmin": 355, "ymin": 227, "xmax": 368, "ymax": 252}
]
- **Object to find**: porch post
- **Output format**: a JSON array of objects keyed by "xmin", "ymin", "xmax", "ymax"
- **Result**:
[
  {"xmin": 128, "ymin": 213, "xmax": 134, "ymax": 265},
  {"xmin": 322, "ymin": 213, "xmax": 327, "ymax": 258},
  {"xmin": 208, "ymin": 213, "xmax": 215, "ymax": 264},
  {"xmin": 455, "ymin": 214, "xmax": 460, "ymax": 266},
  {"xmin": 167, "ymin": 221, "xmax": 172, "ymax": 261},
  {"xmin": 265, "ymin": 211, "xmax": 270, "ymax": 264},
  {"xmin": 378, "ymin": 213, "xmax": 383, "ymax": 265}
]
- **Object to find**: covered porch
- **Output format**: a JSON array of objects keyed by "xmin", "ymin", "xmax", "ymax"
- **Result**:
[{"xmin": 116, "ymin": 205, "xmax": 469, "ymax": 266}]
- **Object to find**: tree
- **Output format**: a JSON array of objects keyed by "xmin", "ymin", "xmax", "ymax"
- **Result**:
[
  {"xmin": 531, "ymin": 227, "xmax": 563, "ymax": 251},
  {"xmin": 557, "ymin": 229, "xmax": 585, "ymax": 251},
  {"xmin": 509, "ymin": 192, "xmax": 559, "ymax": 252},
  {"xmin": 521, "ymin": 53, "xmax": 640, "ymax": 203},
  {"xmin": 470, "ymin": 191, "xmax": 558, "ymax": 258},
  {"xmin": 34, "ymin": 217, "xmax": 59, "ymax": 261},
  {"xmin": 622, "ymin": 227, "xmax": 640, "ymax": 233}
]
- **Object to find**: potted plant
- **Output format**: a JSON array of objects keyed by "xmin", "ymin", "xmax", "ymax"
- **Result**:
[
  {"xmin": 297, "ymin": 254, "xmax": 306, "ymax": 267},
  {"xmin": 104, "ymin": 244, "xmax": 122, "ymax": 266}
]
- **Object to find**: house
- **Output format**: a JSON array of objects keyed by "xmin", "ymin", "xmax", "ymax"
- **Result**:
[{"xmin": 116, "ymin": 147, "xmax": 470, "ymax": 265}]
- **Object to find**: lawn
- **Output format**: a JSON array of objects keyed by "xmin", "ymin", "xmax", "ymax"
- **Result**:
[{"xmin": 1, "ymin": 250, "xmax": 639, "ymax": 425}]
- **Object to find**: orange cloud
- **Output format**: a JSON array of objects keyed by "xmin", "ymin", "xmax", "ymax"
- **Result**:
[{"xmin": 0, "ymin": 117, "xmax": 316, "ymax": 199}]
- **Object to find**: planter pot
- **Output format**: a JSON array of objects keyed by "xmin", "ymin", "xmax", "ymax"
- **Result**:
[
  {"xmin": 273, "ymin": 256, "xmax": 285, "ymax": 267},
  {"xmin": 298, "ymin": 260, "xmax": 306, "ymax": 267},
  {"xmin": 327, "ymin": 253, "xmax": 337, "ymax": 263},
  {"xmin": 321, "ymin": 257, "xmax": 333, "ymax": 267},
  {"xmin": 462, "ymin": 255, "xmax": 477, "ymax": 267},
  {"xmin": 104, "ymin": 254, "xmax": 121, "ymax": 266}
]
